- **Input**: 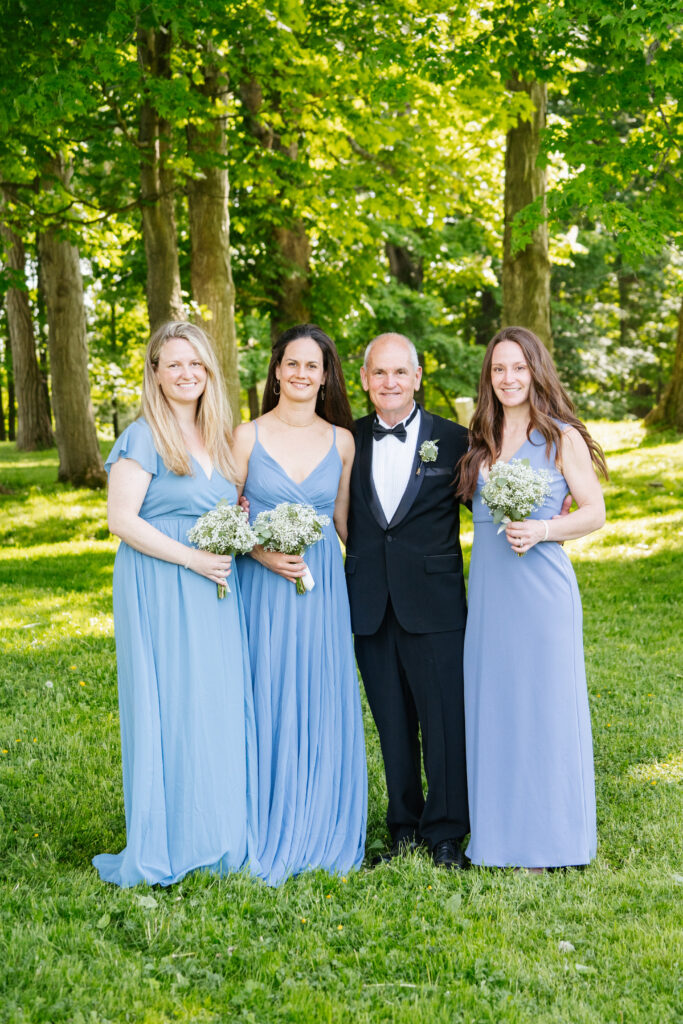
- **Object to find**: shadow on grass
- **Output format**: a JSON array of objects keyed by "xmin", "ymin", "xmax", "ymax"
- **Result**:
[
  {"xmin": 0, "ymin": 514, "xmax": 110, "ymax": 548},
  {"xmin": 0, "ymin": 549, "xmax": 114, "ymax": 593},
  {"xmin": 0, "ymin": 439, "xmax": 111, "ymax": 492},
  {"xmin": 640, "ymin": 425, "xmax": 683, "ymax": 447}
]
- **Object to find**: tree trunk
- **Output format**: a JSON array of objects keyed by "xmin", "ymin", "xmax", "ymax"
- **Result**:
[
  {"xmin": 37, "ymin": 160, "xmax": 106, "ymax": 487},
  {"xmin": 645, "ymin": 298, "xmax": 683, "ymax": 430},
  {"xmin": 138, "ymin": 25, "xmax": 184, "ymax": 332},
  {"xmin": 36, "ymin": 253, "xmax": 53, "ymax": 423},
  {"xmin": 6, "ymin": 346, "xmax": 15, "ymax": 441},
  {"xmin": 1, "ymin": 212, "xmax": 54, "ymax": 449},
  {"xmin": 0, "ymin": 359, "xmax": 6, "ymax": 440},
  {"xmin": 502, "ymin": 76, "xmax": 552, "ymax": 351},
  {"xmin": 240, "ymin": 78, "xmax": 312, "ymax": 343},
  {"xmin": 187, "ymin": 60, "xmax": 240, "ymax": 421},
  {"xmin": 386, "ymin": 242, "xmax": 423, "ymax": 291},
  {"xmin": 247, "ymin": 384, "xmax": 260, "ymax": 421},
  {"xmin": 270, "ymin": 222, "xmax": 311, "ymax": 340},
  {"xmin": 473, "ymin": 288, "xmax": 499, "ymax": 347}
]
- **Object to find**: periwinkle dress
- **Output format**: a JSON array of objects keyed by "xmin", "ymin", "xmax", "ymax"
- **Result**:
[
  {"xmin": 237, "ymin": 425, "xmax": 367, "ymax": 886},
  {"xmin": 464, "ymin": 428, "xmax": 597, "ymax": 868},
  {"xmin": 93, "ymin": 418, "xmax": 256, "ymax": 888}
]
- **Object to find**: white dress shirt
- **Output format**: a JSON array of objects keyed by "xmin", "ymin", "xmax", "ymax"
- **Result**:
[{"xmin": 371, "ymin": 404, "xmax": 421, "ymax": 523}]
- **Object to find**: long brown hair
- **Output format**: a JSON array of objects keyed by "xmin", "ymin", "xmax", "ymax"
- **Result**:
[
  {"xmin": 458, "ymin": 326, "xmax": 608, "ymax": 501},
  {"xmin": 141, "ymin": 321, "xmax": 239, "ymax": 482},
  {"xmin": 261, "ymin": 324, "xmax": 354, "ymax": 431}
]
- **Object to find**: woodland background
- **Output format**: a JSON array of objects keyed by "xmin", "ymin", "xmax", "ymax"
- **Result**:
[
  {"xmin": 1, "ymin": 0, "xmax": 682, "ymax": 489},
  {"xmin": 2, "ymin": 7, "xmax": 683, "ymax": 1020}
]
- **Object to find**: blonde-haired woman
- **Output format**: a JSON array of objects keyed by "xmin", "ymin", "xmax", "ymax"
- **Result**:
[{"xmin": 93, "ymin": 322, "xmax": 255, "ymax": 887}]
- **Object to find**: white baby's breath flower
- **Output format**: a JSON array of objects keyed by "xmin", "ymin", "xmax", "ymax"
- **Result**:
[
  {"xmin": 187, "ymin": 500, "xmax": 258, "ymax": 598},
  {"xmin": 253, "ymin": 502, "xmax": 330, "ymax": 595},
  {"xmin": 480, "ymin": 458, "xmax": 552, "ymax": 537}
]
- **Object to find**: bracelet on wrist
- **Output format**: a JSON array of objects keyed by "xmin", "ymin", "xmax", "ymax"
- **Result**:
[{"xmin": 541, "ymin": 520, "xmax": 549, "ymax": 542}]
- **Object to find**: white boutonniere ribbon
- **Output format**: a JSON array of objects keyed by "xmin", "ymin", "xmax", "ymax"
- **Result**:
[{"xmin": 416, "ymin": 439, "xmax": 439, "ymax": 475}]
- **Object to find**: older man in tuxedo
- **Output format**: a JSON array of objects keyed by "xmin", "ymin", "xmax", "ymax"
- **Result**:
[{"xmin": 345, "ymin": 333, "xmax": 469, "ymax": 869}]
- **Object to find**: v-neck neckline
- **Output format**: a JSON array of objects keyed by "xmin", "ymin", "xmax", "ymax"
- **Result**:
[
  {"xmin": 255, "ymin": 436, "xmax": 336, "ymax": 487},
  {"xmin": 479, "ymin": 434, "xmax": 530, "ymax": 484},
  {"xmin": 191, "ymin": 454, "xmax": 214, "ymax": 482}
]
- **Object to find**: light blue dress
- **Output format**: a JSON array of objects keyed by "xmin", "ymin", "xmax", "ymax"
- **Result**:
[
  {"xmin": 93, "ymin": 419, "xmax": 256, "ymax": 888},
  {"xmin": 237, "ymin": 425, "xmax": 367, "ymax": 885},
  {"xmin": 464, "ymin": 428, "xmax": 597, "ymax": 868}
]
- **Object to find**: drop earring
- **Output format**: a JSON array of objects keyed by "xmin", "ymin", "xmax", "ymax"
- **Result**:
[
  {"xmin": 274, "ymin": 379, "xmax": 281, "ymax": 396},
  {"xmin": 320, "ymin": 385, "xmax": 326, "ymax": 401}
]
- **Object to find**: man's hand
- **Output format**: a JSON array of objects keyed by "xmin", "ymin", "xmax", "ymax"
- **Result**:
[{"xmin": 554, "ymin": 492, "xmax": 572, "ymax": 519}]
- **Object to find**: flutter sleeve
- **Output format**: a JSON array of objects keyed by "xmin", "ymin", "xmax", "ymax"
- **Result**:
[{"xmin": 105, "ymin": 418, "xmax": 159, "ymax": 477}]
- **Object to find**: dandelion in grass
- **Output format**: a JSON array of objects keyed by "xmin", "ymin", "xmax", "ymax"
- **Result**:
[
  {"xmin": 480, "ymin": 457, "xmax": 551, "ymax": 556},
  {"xmin": 253, "ymin": 502, "xmax": 330, "ymax": 595},
  {"xmin": 188, "ymin": 500, "xmax": 258, "ymax": 598}
]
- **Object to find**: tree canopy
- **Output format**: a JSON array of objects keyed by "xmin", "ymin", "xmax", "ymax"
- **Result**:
[{"xmin": 1, "ymin": 0, "xmax": 682, "ymax": 466}]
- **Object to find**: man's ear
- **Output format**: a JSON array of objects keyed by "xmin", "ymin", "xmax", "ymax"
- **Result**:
[{"xmin": 360, "ymin": 366, "xmax": 369, "ymax": 392}]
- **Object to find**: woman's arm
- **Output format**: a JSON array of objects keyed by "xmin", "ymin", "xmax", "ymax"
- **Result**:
[
  {"xmin": 231, "ymin": 421, "xmax": 257, "ymax": 498},
  {"xmin": 332, "ymin": 427, "xmax": 355, "ymax": 544},
  {"xmin": 505, "ymin": 427, "xmax": 605, "ymax": 553},
  {"xmin": 108, "ymin": 458, "xmax": 232, "ymax": 587}
]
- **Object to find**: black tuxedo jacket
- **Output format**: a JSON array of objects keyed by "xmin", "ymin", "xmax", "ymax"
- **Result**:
[{"xmin": 345, "ymin": 408, "xmax": 468, "ymax": 636}]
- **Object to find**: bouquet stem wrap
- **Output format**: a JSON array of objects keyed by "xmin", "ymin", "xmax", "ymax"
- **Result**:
[{"xmin": 298, "ymin": 566, "xmax": 315, "ymax": 595}]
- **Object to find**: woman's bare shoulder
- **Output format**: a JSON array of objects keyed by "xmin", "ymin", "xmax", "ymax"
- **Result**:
[
  {"xmin": 334, "ymin": 425, "xmax": 355, "ymax": 456},
  {"xmin": 232, "ymin": 419, "xmax": 258, "ymax": 452}
]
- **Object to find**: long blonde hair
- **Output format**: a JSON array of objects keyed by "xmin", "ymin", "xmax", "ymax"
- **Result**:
[{"xmin": 140, "ymin": 321, "xmax": 239, "ymax": 482}]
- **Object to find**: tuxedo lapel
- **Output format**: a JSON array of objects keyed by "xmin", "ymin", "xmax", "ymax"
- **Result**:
[
  {"xmin": 388, "ymin": 408, "xmax": 434, "ymax": 529},
  {"xmin": 357, "ymin": 417, "xmax": 389, "ymax": 530}
]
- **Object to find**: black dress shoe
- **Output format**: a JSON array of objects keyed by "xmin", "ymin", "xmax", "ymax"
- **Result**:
[{"xmin": 432, "ymin": 838, "xmax": 467, "ymax": 870}]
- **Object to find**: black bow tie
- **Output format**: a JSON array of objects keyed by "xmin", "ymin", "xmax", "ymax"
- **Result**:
[{"xmin": 372, "ymin": 405, "xmax": 418, "ymax": 442}]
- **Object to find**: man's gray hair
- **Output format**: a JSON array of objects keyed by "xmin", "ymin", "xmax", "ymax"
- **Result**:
[{"xmin": 363, "ymin": 333, "xmax": 420, "ymax": 371}]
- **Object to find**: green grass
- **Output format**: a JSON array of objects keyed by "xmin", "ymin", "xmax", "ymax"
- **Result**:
[{"xmin": 1, "ymin": 423, "xmax": 682, "ymax": 1023}]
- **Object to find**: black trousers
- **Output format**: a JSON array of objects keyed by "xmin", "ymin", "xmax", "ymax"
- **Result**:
[{"xmin": 355, "ymin": 600, "xmax": 469, "ymax": 848}]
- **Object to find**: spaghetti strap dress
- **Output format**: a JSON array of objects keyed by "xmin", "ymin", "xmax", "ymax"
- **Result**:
[
  {"xmin": 464, "ymin": 427, "xmax": 597, "ymax": 868},
  {"xmin": 92, "ymin": 418, "xmax": 256, "ymax": 887},
  {"xmin": 237, "ymin": 424, "xmax": 367, "ymax": 885}
]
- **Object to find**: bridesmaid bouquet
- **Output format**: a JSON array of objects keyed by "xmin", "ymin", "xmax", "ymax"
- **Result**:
[
  {"xmin": 187, "ymin": 501, "xmax": 258, "ymax": 598},
  {"xmin": 253, "ymin": 502, "xmax": 330, "ymax": 595},
  {"xmin": 481, "ymin": 458, "xmax": 551, "ymax": 554}
]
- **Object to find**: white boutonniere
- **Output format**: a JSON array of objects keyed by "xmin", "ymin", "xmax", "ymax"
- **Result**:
[{"xmin": 416, "ymin": 439, "xmax": 439, "ymax": 475}]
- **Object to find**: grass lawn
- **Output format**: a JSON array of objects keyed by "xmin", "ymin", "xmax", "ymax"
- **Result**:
[{"xmin": 1, "ymin": 423, "xmax": 682, "ymax": 1023}]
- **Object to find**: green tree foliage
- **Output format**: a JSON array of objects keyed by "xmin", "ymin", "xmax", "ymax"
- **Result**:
[{"xmin": 1, "ymin": 0, "xmax": 681, "ymax": 439}]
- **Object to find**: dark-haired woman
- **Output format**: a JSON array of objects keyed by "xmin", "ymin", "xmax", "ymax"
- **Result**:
[
  {"xmin": 458, "ymin": 327, "xmax": 607, "ymax": 870},
  {"xmin": 232, "ymin": 325, "xmax": 367, "ymax": 885}
]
